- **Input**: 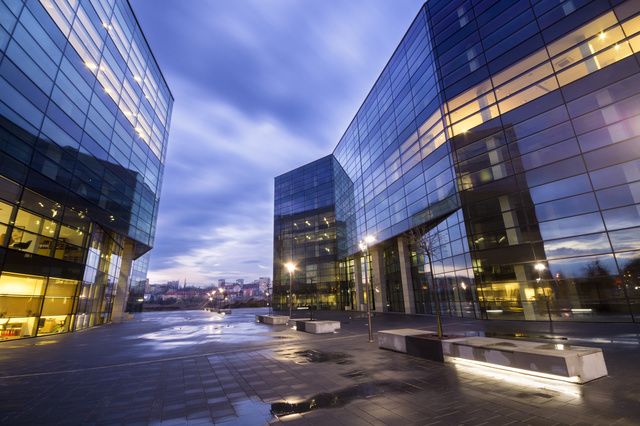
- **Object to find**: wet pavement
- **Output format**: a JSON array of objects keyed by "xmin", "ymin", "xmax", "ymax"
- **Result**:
[{"xmin": 0, "ymin": 308, "xmax": 639, "ymax": 425}]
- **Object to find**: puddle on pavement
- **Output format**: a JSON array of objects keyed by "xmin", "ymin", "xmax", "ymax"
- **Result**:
[
  {"xmin": 271, "ymin": 381, "xmax": 402, "ymax": 417},
  {"xmin": 281, "ymin": 349, "xmax": 351, "ymax": 365},
  {"xmin": 515, "ymin": 391, "xmax": 556, "ymax": 400},
  {"xmin": 341, "ymin": 370, "xmax": 369, "ymax": 379}
]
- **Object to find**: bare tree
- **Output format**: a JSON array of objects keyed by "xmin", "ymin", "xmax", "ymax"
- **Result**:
[{"xmin": 405, "ymin": 223, "xmax": 446, "ymax": 337}]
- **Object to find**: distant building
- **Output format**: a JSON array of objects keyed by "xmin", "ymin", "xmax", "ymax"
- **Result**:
[
  {"xmin": 224, "ymin": 284, "xmax": 242, "ymax": 296},
  {"xmin": 257, "ymin": 277, "xmax": 271, "ymax": 293},
  {"xmin": 242, "ymin": 283, "xmax": 260, "ymax": 297}
]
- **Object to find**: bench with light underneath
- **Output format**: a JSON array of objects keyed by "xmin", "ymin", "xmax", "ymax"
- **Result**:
[
  {"xmin": 378, "ymin": 330, "xmax": 607, "ymax": 383},
  {"xmin": 290, "ymin": 319, "xmax": 340, "ymax": 334},
  {"xmin": 443, "ymin": 337, "xmax": 607, "ymax": 383},
  {"xmin": 255, "ymin": 315, "xmax": 289, "ymax": 325}
]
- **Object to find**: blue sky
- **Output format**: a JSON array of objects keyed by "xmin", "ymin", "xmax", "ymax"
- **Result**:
[{"xmin": 131, "ymin": 0, "xmax": 425, "ymax": 285}]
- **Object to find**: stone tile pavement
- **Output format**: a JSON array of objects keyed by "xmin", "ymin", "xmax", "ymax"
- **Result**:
[{"xmin": 0, "ymin": 308, "xmax": 639, "ymax": 425}]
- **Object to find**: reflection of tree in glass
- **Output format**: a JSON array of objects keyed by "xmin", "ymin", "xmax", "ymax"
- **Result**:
[
  {"xmin": 405, "ymin": 223, "xmax": 446, "ymax": 338},
  {"xmin": 579, "ymin": 259, "xmax": 615, "ymax": 313},
  {"xmin": 622, "ymin": 257, "xmax": 640, "ymax": 297},
  {"xmin": 582, "ymin": 259, "xmax": 611, "ymax": 279}
]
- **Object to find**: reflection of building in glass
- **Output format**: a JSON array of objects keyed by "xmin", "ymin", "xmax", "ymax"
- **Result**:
[
  {"xmin": 0, "ymin": 0, "xmax": 172, "ymax": 339},
  {"xmin": 274, "ymin": 1, "xmax": 640, "ymax": 322}
]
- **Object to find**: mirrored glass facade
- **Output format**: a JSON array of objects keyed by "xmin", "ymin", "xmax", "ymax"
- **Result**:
[
  {"xmin": 274, "ymin": 0, "xmax": 640, "ymax": 322},
  {"xmin": 0, "ymin": 0, "xmax": 172, "ymax": 339},
  {"xmin": 274, "ymin": 156, "xmax": 353, "ymax": 311}
]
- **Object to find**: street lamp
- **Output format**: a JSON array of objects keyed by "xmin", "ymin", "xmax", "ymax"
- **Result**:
[
  {"xmin": 266, "ymin": 284, "xmax": 272, "ymax": 316},
  {"xmin": 285, "ymin": 263, "xmax": 295, "ymax": 318},
  {"xmin": 360, "ymin": 235, "xmax": 375, "ymax": 343},
  {"xmin": 535, "ymin": 263, "xmax": 552, "ymax": 322}
]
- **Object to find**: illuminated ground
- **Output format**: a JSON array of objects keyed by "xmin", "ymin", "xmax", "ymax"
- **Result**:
[{"xmin": 0, "ymin": 308, "xmax": 638, "ymax": 424}]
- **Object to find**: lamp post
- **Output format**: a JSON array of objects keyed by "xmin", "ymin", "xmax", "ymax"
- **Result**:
[
  {"xmin": 360, "ymin": 235, "xmax": 375, "ymax": 343},
  {"xmin": 267, "ymin": 283, "xmax": 272, "ymax": 316},
  {"xmin": 285, "ymin": 263, "xmax": 295, "ymax": 319},
  {"xmin": 535, "ymin": 263, "xmax": 552, "ymax": 322}
]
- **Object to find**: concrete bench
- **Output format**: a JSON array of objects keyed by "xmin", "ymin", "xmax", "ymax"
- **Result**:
[
  {"xmin": 291, "ymin": 319, "xmax": 340, "ymax": 334},
  {"xmin": 378, "ymin": 329, "xmax": 428, "ymax": 353},
  {"xmin": 442, "ymin": 337, "xmax": 607, "ymax": 383},
  {"xmin": 378, "ymin": 330, "xmax": 607, "ymax": 383},
  {"xmin": 255, "ymin": 315, "xmax": 289, "ymax": 325}
]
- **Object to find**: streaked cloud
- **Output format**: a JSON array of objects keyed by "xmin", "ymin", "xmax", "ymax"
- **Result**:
[{"xmin": 131, "ymin": 0, "xmax": 425, "ymax": 285}]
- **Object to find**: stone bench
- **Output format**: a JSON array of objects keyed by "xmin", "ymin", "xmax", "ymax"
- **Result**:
[
  {"xmin": 378, "ymin": 330, "xmax": 607, "ymax": 383},
  {"xmin": 442, "ymin": 337, "xmax": 607, "ymax": 383},
  {"xmin": 290, "ymin": 319, "xmax": 340, "ymax": 334},
  {"xmin": 255, "ymin": 315, "xmax": 289, "ymax": 325},
  {"xmin": 378, "ymin": 329, "xmax": 428, "ymax": 353}
]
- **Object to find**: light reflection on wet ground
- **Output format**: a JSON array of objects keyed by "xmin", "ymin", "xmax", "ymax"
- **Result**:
[
  {"xmin": 0, "ymin": 308, "xmax": 639, "ymax": 424},
  {"xmin": 131, "ymin": 309, "xmax": 281, "ymax": 353},
  {"xmin": 276, "ymin": 349, "xmax": 352, "ymax": 365},
  {"xmin": 270, "ymin": 381, "xmax": 410, "ymax": 417}
]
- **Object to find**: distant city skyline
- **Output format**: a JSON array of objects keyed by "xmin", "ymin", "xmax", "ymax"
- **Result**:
[
  {"xmin": 151, "ymin": 277, "xmax": 270, "ymax": 288},
  {"xmin": 130, "ymin": 0, "xmax": 425, "ymax": 285}
]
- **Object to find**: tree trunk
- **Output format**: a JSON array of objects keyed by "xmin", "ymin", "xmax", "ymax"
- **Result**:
[{"xmin": 428, "ymin": 254, "xmax": 443, "ymax": 338}]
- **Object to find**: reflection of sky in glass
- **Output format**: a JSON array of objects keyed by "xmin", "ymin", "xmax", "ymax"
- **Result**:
[
  {"xmin": 543, "ymin": 233, "xmax": 611, "ymax": 259},
  {"xmin": 535, "ymin": 193, "xmax": 599, "ymax": 222},
  {"xmin": 539, "ymin": 213, "xmax": 605, "ymax": 240},
  {"xmin": 609, "ymin": 228, "xmax": 640, "ymax": 251},
  {"xmin": 529, "ymin": 175, "xmax": 592, "ymax": 204},
  {"xmin": 590, "ymin": 158, "xmax": 640, "ymax": 190},
  {"xmin": 614, "ymin": 250, "xmax": 640, "ymax": 268},
  {"xmin": 547, "ymin": 254, "xmax": 616, "ymax": 278},
  {"xmin": 603, "ymin": 206, "xmax": 640, "ymax": 230}
]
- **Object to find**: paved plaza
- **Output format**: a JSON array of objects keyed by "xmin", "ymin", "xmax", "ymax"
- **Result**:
[{"xmin": 0, "ymin": 308, "xmax": 639, "ymax": 425}]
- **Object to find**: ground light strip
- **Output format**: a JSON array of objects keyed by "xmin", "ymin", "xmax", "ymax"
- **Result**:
[
  {"xmin": 452, "ymin": 364, "xmax": 582, "ymax": 399},
  {"xmin": 447, "ymin": 356, "xmax": 583, "ymax": 385},
  {"xmin": 449, "ymin": 359, "xmax": 582, "ymax": 398}
]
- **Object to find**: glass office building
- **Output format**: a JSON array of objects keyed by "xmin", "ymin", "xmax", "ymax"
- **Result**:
[
  {"xmin": 274, "ymin": 0, "xmax": 640, "ymax": 322},
  {"xmin": 0, "ymin": 0, "xmax": 172, "ymax": 339}
]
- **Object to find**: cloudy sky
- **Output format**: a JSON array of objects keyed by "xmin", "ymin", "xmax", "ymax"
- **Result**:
[{"xmin": 131, "ymin": 0, "xmax": 425, "ymax": 285}]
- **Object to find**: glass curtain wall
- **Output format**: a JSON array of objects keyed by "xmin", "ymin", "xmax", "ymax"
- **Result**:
[
  {"xmin": 273, "ymin": 156, "xmax": 341, "ymax": 311},
  {"xmin": 276, "ymin": 0, "xmax": 640, "ymax": 322},
  {"xmin": 434, "ymin": 0, "xmax": 640, "ymax": 322},
  {"xmin": 0, "ymin": 0, "xmax": 172, "ymax": 339}
]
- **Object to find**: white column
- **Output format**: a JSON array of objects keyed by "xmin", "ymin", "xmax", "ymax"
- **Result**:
[
  {"xmin": 398, "ymin": 236, "xmax": 416, "ymax": 314},
  {"xmin": 111, "ymin": 239, "xmax": 135, "ymax": 324},
  {"xmin": 354, "ymin": 255, "xmax": 364, "ymax": 311},
  {"xmin": 370, "ymin": 246, "xmax": 387, "ymax": 312}
]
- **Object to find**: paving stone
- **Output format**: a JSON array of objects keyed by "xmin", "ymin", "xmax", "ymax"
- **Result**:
[{"xmin": 0, "ymin": 309, "xmax": 639, "ymax": 425}]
